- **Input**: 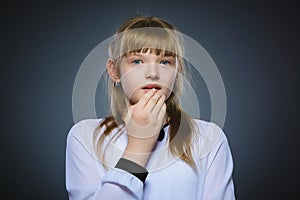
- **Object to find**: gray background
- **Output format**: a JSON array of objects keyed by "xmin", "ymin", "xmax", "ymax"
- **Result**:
[{"xmin": 2, "ymin": 0, "xmax": 299, "ymax": 199}]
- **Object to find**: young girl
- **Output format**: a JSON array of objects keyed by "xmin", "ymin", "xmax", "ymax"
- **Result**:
[{"xmin": 66, "ymin": 16, "xmax": 235, "ymax": 200}]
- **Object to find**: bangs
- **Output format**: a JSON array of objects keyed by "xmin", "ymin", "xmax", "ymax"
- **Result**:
[
  {"xmin": 126, "ymin": 48, "xmax": 176, "ymax": 57},
  {"xmin": 113, "ymin": 27, "xmax": 183, "ymax": 59}
]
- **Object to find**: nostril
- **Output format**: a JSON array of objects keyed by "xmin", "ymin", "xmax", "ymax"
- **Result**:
[{"xmin": 146, "ymin": 73, "xmax": 159, "ymax": 80}]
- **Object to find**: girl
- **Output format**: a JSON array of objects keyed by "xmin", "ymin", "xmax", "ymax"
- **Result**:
[{"xmin": 66, "ymin": 16, "xmax": 235, "ymax": 200}]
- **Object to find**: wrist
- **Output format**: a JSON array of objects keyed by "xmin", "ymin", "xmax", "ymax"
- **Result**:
[
  {"xmin": 122, "ymin": 147, "xmax": 151, "ymax": 167},
  {"xmin": 126, "ymin": 134, "xmax": 158, "ymax": 151}
]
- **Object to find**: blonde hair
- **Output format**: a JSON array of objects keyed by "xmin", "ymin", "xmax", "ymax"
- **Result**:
[{"xmin": 94, "ymin": 16, "xmax": 197, "ymax": 168}]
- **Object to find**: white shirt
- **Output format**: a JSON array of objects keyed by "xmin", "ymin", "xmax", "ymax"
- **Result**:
[{"xmin": 65, "ymin": 119, "xmax": 235, "ymax": 200}]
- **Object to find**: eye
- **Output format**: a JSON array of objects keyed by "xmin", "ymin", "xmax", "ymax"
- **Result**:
[
  {"xmin": 160, "ymin": 60, "xmax": 172, "ymax": 65},
  {"xmin": 132, "ymin": 59, "xmax": 143, "ymax": 65}
]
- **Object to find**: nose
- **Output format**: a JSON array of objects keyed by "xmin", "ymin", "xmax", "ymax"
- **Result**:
[{"xmin": 145, "ymin": 63, "xmax": 159, "ymax": 80}]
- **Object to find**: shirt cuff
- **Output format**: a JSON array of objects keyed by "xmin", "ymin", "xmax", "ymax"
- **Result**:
[
  {"xmin": 101, "ymin": 167, "xmax": 144, "ymax": 199},
  {"xmin": 115, "ymin": 158, "xmax": 149, "ymax": 183}
]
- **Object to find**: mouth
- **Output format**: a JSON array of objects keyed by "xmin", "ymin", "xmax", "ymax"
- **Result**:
[{"xmin": 142, "ymin": 84, "xmax": 162, "ymax": 91}]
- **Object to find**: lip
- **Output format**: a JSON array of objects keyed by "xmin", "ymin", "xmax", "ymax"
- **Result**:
[{"xmin": 142, "ymin": 84, "xmax": 162, "ymax": 90}]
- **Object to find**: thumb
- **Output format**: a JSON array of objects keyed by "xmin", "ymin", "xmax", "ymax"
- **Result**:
[
  {"xmin": 128, "ymin": 103, "xmax": 139, "ymax": 113},
  {"xmin": 123, "ymin": 104, "xmax": 136, "ymax": 123}
]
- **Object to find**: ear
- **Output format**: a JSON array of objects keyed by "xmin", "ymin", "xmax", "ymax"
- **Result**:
[
  {"xmin": 107, "ymin": 58, "xmax": 120, "ymax": 82},
  {"xmin": 177, "ymin": 63, "xmax": 184, "ymax": 74}
]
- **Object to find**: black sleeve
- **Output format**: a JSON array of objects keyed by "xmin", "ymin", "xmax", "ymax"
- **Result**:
[{"xmin": 115, "ymin": 158, "xmax": 149, "ymax": 183}]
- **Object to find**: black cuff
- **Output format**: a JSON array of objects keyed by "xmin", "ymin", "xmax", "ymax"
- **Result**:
[{"xmin": 115, "ymin": 158, "xmax": 149, "ymax": 183}]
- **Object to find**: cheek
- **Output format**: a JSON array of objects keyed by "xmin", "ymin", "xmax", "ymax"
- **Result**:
[
  {"xmin": 159, "ymin": 68, "xmax": 177, "ymax": 89},
  {"xmin": 120, "ymin": 68, "xmax": 144, "ymax": 100},
  {"xmin": 121, "ymin": 76, "xmax": 137, "ymax": 100}
]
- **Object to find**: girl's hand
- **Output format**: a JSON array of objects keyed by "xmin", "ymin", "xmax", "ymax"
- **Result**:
[{"xmin": 122, "ymin": 89, "xmax": 166, "ymax": 166}]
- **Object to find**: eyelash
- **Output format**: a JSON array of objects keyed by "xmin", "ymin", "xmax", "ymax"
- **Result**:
[
  {"xmin": 160, "ymin": 60, "xmax": 171, "ymax": 65},
  {"xmin": 132, "ymin": 59, "xmax": 143, "ymax": 65},
  {"xmin": 131, "ymin": 59, "xmax": 172, "ymax": 65}
]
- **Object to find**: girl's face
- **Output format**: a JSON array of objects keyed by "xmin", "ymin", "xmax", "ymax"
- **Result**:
[{"xmin": 119, "ymin": 50, "xmax": 178, "ymax": 105}]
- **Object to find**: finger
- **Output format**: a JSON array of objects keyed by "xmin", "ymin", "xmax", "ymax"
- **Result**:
[
  {"xmin": 135, "ymin": 89, "xmax": 156, "ymax": 110},
  {"xmin": 150, "ymin": 94, "xmax": 165, "ymax": 118},
  {"xmin": 157, "ymin": 103, "xmax": 167, "ymax": 124},
  {"xmin": 143, "ymin": 90, "xmax": 163, "ymax": 113}
]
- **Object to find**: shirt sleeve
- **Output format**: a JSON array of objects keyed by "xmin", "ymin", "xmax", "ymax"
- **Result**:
[
  {"xmin": 201, "ymin": 130, "xmax": 236, "ymax": 200},
  {"xmin": 65, "ymin": 124, "xmax": 144, "ymax": 200}
]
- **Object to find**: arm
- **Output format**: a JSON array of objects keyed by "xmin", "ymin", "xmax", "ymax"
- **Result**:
[
  {"xmin": 65, "ymin": 90, "xmax": 165, "ymax": 200},
  {"xmin": 201, "ymin": 132, "xmax": 236, "ymax": 200},
  {"xmin": 122, "ymin": 89, "xmax": 166, "ymax": 167},
  {"xmin": 65, "ymin": 127, "xmax": 144, "ymax": 200}
]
